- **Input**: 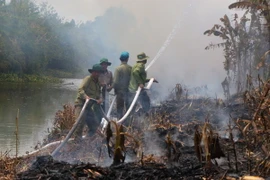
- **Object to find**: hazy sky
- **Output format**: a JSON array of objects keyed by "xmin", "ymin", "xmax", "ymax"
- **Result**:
[{"xmin": 30, "ymin": 0, "xmax": 240, "ymax": 98}]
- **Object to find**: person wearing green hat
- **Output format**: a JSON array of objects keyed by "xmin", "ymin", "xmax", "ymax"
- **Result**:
[
  {"xmin": 98, "ymin": 58, "xmax": 113, "ymax": 113},
  {"xmin": 128, "ymin": 52, "xmax": 158, "ymax": 115},
  {"xmin": 112, "ymin": 51, "xmax": 132, "ymax": 119},
  {"xmin": 74, "ymin": 64, "xmax": 103, "ymax": 140}
]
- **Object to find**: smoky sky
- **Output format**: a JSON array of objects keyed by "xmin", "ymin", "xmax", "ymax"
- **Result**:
[{"xmin": 31, "ymin": 0, "xmax": 240, "ymax": 98}]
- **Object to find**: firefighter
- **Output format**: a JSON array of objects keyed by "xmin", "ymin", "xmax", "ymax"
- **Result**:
[
  {"xmin": 74, "ymin": 64, "xmax": 103, "ymax": 140},
  {"xmin": 112, "ymin": 51, "xmax": 132, "ymax": 119},
  {"xmin": 128, "ymin": 52, "xmax": 158, "ymax": 115},
  {"xmin": 99, "ymin": 58, "xmax": 113, "ymax": 113}
]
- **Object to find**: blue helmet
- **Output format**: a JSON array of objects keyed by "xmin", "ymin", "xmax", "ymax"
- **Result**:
[{"xmin": 120, "ymin": 51, "xmax": 129, "ymax": 61}]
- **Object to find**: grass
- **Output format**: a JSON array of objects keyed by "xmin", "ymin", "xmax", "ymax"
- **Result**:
[{"xmin": 0, "ymin": 73, "xmax": 62, "ymax": 83}]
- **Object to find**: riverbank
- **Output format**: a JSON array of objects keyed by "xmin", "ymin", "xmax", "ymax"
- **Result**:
[{"xmin": 0, "ymin": 73, "xmax": 67, "ymax": 83}]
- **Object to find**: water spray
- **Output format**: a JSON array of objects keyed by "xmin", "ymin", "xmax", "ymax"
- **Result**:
[
  {"xmin": 101, "ymin": 2, "xmax": 193, "ymax": 130},
  {"xmin": 22, "ymin": 2, "xmax": 194, "ymax": 157}
]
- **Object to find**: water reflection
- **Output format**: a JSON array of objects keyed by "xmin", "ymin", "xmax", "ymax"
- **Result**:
[{"xmin": 0, "ymin": 79, "xmax": 81, "ymax": 156}]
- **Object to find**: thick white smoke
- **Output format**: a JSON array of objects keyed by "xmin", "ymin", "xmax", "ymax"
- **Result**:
[{"xmin": 33, "ymin": 0, "xmax": 239, "ymax": 99}]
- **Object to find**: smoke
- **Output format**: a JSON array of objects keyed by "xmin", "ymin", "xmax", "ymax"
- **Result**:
[{"xmin": 32, "ymin": 0, "xmax": 239, "ymax": 99}]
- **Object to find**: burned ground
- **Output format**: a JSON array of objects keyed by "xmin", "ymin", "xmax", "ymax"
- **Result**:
[{"xmin": 11, "ymin": 85, "xmax": 270, "ymax": 179}]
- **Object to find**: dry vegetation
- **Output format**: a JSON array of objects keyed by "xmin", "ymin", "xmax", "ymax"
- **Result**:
[
  {"xmin": 0, "ymin": 80, "xmax": 268, "ymax": 179},
  {"xmin": 0, "ymin": 152, "xmax": 17, "ymax": 180},
  {"xmin": 239, "ymin": 78, "xmax": 270, "ymax": 176},
  {"xmin": 2, "ymin": 2, "xmax": 270, "ymax": 178}
]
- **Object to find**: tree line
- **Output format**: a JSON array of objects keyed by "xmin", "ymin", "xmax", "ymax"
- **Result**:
[{"xmin": 0, "ymin": 0, "xmax": 133, "ymax": 78}]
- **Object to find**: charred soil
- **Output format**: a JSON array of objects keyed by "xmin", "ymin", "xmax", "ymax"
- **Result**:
[{"xmin": 7, "ymin": 85, "xmax": 270, "ymax": 179}]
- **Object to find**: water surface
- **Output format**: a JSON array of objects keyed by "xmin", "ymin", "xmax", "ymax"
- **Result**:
[{"xmin": 0, "ymin": 78, "xmax": 81, "ymax": 156}]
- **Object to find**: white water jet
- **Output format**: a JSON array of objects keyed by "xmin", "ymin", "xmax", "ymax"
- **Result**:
[
  {"xmin": 21, "ymin": 1, "xmax": 195, "ymax": 157},
  {"xmin": 101, "ymin": 2, "xmax": 194, "ymax": 130}
]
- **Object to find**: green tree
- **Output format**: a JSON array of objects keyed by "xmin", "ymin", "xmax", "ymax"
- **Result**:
[{"xmin": 0, "ymin": 1, "xmax": 135, "ymax": 79}]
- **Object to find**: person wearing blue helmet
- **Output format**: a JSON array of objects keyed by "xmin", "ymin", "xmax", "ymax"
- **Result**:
[{"xmin": 112, "ymin": 51, "xmax": 132, "ymax": 119}]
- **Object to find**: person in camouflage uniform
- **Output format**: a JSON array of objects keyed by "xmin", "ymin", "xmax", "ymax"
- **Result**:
[
  {"xmin": 98, "ymin": 58, "xmax": 113, "ymax": 113},
  {"xmin": 128, "ymin": 52, "xmax": 158, "ymax": 114},
  {"xmin": 74, "ymin": 64, "xmax": 103, "ymax": 140},
  {"xmin": 112, "ymin": 51, "xmax": 132, "ymax": 119}
]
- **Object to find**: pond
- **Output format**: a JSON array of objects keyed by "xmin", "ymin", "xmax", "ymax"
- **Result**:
[{"xmin": 0, "ymin": 78, "xmax": 81, "ymax": 156}]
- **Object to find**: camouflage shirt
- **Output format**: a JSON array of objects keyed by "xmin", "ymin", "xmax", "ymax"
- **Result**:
[
  {"xmin": 128, "ymin": 62, "xmax": 149, "ymax": 93},
  {"xmin": 75, "ymin": 75, "xmax": 101, "ymax": 106}
]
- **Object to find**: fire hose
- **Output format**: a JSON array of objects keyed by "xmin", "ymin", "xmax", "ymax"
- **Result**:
[
  {"xmin": 19, "ymin": 2, "xmax": 195, "ymax": 158},
  {"xmin": 100, "ymin": 18, "xmax": 184, "ymax": 130},
  {"xmin": 50, "ymin": 74, "xmax": 155, "ymax": 157},
  {"xmin": 32, "ymin": 17, "xmax": 184, "ymax": 157},
  {"xmin": 51, "ymin": 98, "xmax": 109, "ymax": 157},
  {"xmin": 21, "ymin": 98, "xmax": 108, "ymax": 158},
  {"xmin": 23, "ymin": 78, "xmax": 154, "ymax": 157},
  {"xmin": 100, "ymin": 78, "xmax": 155, "ymax": 132}
]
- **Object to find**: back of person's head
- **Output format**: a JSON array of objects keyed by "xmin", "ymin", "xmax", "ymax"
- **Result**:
[{"xmin": 120, "ymin": 51, "xmax": 129, "ymax": 61}]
